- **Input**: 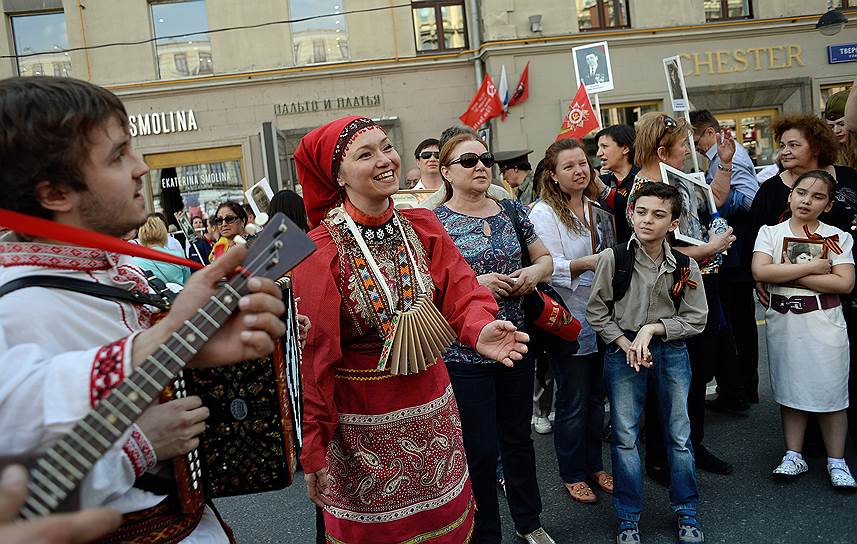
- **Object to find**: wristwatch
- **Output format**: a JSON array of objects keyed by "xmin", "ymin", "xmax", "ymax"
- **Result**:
[{"xmin": 717, "ymin": 163, "xmax": 733, "ymax": 173}]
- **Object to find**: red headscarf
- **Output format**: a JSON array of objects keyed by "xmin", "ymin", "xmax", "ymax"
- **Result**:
[{"xmin": 294, "ymin": 116, "xmax": 381, "ymax": 227}]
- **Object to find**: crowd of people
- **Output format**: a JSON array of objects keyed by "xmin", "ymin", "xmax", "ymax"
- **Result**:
[{"xmin": 1, "ymin": 73, "xmax": 857, "ymax": 544}]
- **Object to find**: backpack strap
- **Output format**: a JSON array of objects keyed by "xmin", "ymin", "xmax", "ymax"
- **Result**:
[
  {"xmin": 0, "ymin": 275, "xmax": 172, "ymax": 311},
  {"xmin": 609, "ymin": 242, "xmax": 635, "ymax": 310}
]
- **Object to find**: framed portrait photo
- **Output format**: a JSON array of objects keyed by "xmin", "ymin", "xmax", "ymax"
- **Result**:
[
  {"xmin": 588, "ymin": 201, "xmax": 617, "ymax": 253},
  {"xmin": 659, "ymin": 163, "xmax": 717, "ymax": 246},
  {"xmin": 572, "ymin": 41, "xmax": 614, "ymax": 94},
  {"xmin": 782, "ymin": 237, "xmax": 828, "ymax": 287},
  {"xmin": 662, "ymin": 56, "xmax": 689, "ymax": 112},
  {"xmin": 245, "ymin": 177, "xmax": 274, "ymax": 217}
]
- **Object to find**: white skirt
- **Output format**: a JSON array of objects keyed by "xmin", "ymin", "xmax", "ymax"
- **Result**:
[{"xmin": 765, "ymin": 303, "xmax": 850, "ymax": 412}]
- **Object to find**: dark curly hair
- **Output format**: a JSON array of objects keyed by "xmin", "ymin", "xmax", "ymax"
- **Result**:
[
  {"xmin": 773, "ymin": 114, "xmax": 840, "ymax": 169},
  {"xmin": 0, "ymin": 76, "xmax": 128, "ymax": 218}
]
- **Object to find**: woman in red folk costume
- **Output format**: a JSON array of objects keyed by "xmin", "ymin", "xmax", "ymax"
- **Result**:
[{"xmin": 293, "ymin": 116, "xmax": 529, "ymax": 543}]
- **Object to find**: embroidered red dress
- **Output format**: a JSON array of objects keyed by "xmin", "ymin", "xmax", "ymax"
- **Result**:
[{"xmin": 293, "ymin": 203, "xmax": 498, "ymax": 544}]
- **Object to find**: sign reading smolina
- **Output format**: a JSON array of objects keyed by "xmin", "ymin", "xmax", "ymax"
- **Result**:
[{"xmin": 129, "ymin": 109, "xmax": 199, "ymax": 137}]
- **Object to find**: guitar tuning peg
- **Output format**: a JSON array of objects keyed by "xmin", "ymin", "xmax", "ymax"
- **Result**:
[
  {"xmin": 244, "ymin": 223, "xmax": 261, "ymax": 236},
  {"xmin": 234, "ymin": 235, "xmax": 247, "ymax": 246},
  {"xmin": 254, "ymin": 213, "xmax": 269, "ymax": 226}
]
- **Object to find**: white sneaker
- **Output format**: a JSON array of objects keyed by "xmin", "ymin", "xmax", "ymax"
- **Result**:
[
  {"xmin": 828, "ymin": 462, "xmax": 857, "ymax": 489},
  {"xmin": 516, "ymin": 527, "xmax": 556, "ymax": 544},
  {"xmin": 533, "ymin": 416, "xmax": 552, "ymax": 435},
  {"xmin": 772, "ymin": 455, "xmax": 808, "ymax": 478}
]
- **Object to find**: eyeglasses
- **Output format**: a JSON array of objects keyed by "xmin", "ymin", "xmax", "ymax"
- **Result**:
[
  {"xmin": 663, "ymin": 115, "xmax": 679, "ymax": 130},
  {"xmin": 449, "ymin": 152, "xmax": 495, "ymax": 169},
  {"xmin": 212, "ymin": 215, "xmax": 240, "ymax": 226},
  {"xmin": 419, "ymin": 151, "xmax": 440, "ymax": 160}
]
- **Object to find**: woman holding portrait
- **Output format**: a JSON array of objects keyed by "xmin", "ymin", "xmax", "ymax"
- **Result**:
[
  {"xmin": 528, "ymin": 138, "xmax": 613, "ymax": 505},
  {"xmin": 433, "ymin": 132, "xmax": 556, "ymax": 544},
  {"xmin": 291, "ymin": 116, "xmax": 529, "ymax": 544}
]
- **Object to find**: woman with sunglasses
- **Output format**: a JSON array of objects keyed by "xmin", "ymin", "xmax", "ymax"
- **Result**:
[
  {"xmin": 208, "ymin": 201, "xmax": 247, "ymax": 262},
  {"xmin": 528, "ymin": 138, "xmax": 612, "ymax": 506},
  {"xmin": 290, "ymin": 116, "xmax": 529, "ymax": 544},
  {"xmin": 434, "ymin": 132, "xmax": 556, "ymax": 544}
]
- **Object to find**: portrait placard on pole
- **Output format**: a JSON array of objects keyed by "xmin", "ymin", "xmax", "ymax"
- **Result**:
[
  {"xmin": 572, "ymin": 41, "xmax": 615, "ymax": 95},
  {"xmin": 662, "ymin": 55, "xmax": 689, "ymax": 112}
]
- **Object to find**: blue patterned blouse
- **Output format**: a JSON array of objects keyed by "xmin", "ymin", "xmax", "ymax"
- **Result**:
[{"xmin": 434, "ymin": 199, "xmax": 538, "ymax": 365}]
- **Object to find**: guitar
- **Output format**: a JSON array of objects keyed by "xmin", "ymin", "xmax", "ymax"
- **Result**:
[{"xmin": 19, "ymin": 212, "xmax": 315, "ymax": 519}]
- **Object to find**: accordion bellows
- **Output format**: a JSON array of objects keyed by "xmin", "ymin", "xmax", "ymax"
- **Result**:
[{"xmin": 385, "ymin": 293, "xmax": 456, "ymax": 376}]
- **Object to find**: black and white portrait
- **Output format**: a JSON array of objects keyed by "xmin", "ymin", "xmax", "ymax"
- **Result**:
[
  {"xmin": 659, "ymin": 164, "xmax": 716, "ymax": 246},
  {"xmin": 662, "ymin": 56, "xmax": 689, "ymax": 112},
  {"xmin": 588, "ymin": 202, "xmax": 617, "ymax": 253},
  {"xmin": 245, "ymin": 177, "xmax": 275, "ymax": 217},
  {"xmin": 783, "ymin": 238, "xmax": 827, "ymax": 265},
  {"xmin": 573, "ymin": 41, "xmax": 614, "ymax": 94}
]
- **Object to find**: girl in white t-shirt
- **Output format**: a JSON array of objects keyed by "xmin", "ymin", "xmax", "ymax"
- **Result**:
[{"xmin": 752, "ymin": 170, "xmax": 856, "ymax": 489}]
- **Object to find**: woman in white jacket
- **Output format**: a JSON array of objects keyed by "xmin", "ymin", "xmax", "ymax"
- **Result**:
[{"xmin": 529, "ymin": 138, "xmax": 613, "ymax": 504}]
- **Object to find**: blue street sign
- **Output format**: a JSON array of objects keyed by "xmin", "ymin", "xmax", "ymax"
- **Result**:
[{"xmin": 828, "ymin": 43, "xmax": 857, "ymax": 64}]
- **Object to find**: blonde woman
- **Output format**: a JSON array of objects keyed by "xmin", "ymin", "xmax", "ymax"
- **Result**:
[
  {"xmin": 528, "ymin": 138, "xmax": 613, "ymax": 504},
  {"xmin": 133, "ymin": 214, "xmax": 191, "ymax": 286}
]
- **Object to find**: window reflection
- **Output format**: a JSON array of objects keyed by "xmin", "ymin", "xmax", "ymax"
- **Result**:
[
  {"xmin": 412, "ymin": 2, "xmax": 467, "ymax": 53},
  {"xmin": 149, "ymin": 160, "xmax": 244, "ymax": 219},
  {"xmin": 291, "ymin": 0, "xmax": 350, "ymax": 66},
  {"xmin": 152, "ymin": 0, "xmax": 214, "ymax": 79},
  {"xmin": 577, "ymin": 0, "xmax": 629, "ymax": 31},
  {"xmin": 11, "ymin": 12, "xmax": 72, "ymax": 77}
]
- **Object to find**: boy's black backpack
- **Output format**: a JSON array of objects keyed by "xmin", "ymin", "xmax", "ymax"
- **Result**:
[{"xmin": 610, "ymin": 241, "xmax": 694, "ymax": 311}]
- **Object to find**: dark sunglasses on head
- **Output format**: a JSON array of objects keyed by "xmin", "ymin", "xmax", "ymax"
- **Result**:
[
  {"xmin": 663, "ymin": 115, "xmax": 679, "ymax": 131},
  {"xmin": 212, "ymin": 215, "xmax": 240, "ymax": 226},
  {"xmin": 449, "ymin": 152, "xmax": 495, "ymax": 169},
  {"xmin": 419, "ymin": 151, "xmax": 440, "ymax": 160}
]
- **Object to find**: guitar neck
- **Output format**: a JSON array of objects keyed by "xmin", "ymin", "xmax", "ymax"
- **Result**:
[{"xmin": 20, "ymin": 278, "xmax": 244, "ymax": 519}]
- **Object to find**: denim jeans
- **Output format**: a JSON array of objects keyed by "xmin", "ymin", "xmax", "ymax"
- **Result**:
[
  {"xmin": 549, "ymin": 346, "xmax": 605, "ymax": 483},
  {"xmin": 446, "ymin": 355, "xmax": 543, "ymax": 543},
  {"xmin": 604, "ymin": 336, "xmax": 699, "ymax": 523}
]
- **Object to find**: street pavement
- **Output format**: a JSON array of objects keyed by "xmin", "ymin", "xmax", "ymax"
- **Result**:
[{"xmin": 216, "ymin": 321, "xmax": 857, "ymax": 543}]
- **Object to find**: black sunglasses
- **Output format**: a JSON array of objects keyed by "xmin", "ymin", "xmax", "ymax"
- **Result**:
[
  {"xmin": 212, "ymin": 215, "xmax": 240, "ymax": 226},
  {"xmin": 449, "ymin": 152, "xmax": 495, "ymax": 169},
  {"xmin": 419, "ymin": 151, "xmax": 440, "ymax": 160},
  {"xmin": 663, "ymin": 115, "xmax": 679, "ymax": 130}
]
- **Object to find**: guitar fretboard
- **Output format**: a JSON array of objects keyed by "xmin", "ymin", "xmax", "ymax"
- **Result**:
[{"xmin": 20, "ymin": 280, "xmax": 245, "ymax": 518}]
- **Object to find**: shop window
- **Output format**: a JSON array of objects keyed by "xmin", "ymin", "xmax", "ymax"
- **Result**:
[
  {"xmin": 576, "ymin": 0, "xmax": 630, "ymax": 31},
  {"xmin": 291, "ymin": 0, "xmax": 349, "ymax": 66},
  {"xmin": 704, "ymin": 0, "xmax": 752, "ymax": 21},
  {"xmin": 820, "ymin": 82, "xmax": 853, "ymax": 112},
  {"xmin": 576, "ymin": 101, "xmax": 659, "ymax": 157},
  {"xmin": 151, "ymin": 0, "xmax": 214, "ymax": 79},
  {"xmin": 412, "ymin": 1, "xmax": 467, "ymax": 53},
  {"xmin": 715, "ymin": 109, "xmax": 777, "ymax": 166},
  {"xmin": 144, "ymin": 146, "xmax": 246, "ymax": 222},
  {"xmin": 10, "ymin": 11, "xmax": 72, "ymax": 78}
]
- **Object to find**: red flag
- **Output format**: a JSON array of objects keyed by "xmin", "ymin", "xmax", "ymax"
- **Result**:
[
  {"xmin": 556, "ymin": 83, "xmax": 599, "ymax": 141},
  {"xmin": 507, "ymin": 62, "xmax": 530, "ymax": 108},
  {"xmin": 459, "ymin": 74, "xmax": 503, "ymax": 130}
]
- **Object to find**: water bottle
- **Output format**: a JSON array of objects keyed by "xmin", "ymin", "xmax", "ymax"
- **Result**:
[{"xmin": 709, "ymin": 211, "xmax": 729, "ymax": 266}]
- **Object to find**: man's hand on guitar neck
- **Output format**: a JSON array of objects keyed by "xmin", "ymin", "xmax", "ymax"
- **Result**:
[
  {"xmin": 132, "ymin": 244, "xmax": 287, "ymax": 369},
  {"xmin": 0, "ymin": 465, "xmax": 120, "ymax": 543}
]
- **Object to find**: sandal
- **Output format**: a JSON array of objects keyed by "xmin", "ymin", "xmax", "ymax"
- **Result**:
[
  {"xmin": 565, "ymin": 481, "xmax": 598, "ymax": 504},
  {"xmin": 592, "ymin": 471, "xmax": 614, "ymax": 494},
  {"xmin": 828, "ymin": 463, "xmax": 857, "ymax": 490}
]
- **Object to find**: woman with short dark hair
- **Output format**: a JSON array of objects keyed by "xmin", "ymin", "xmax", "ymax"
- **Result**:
[
  {"xmin": 209, "ymin": 201, "xmax": 247, "ymax": 261},
  {"xmin": 592, "ymin": 124, "xmax": 638, "ymax": 243},
  {"xmin": 267, "ymin": 190, "xmax": 309, "ymax": 232}
]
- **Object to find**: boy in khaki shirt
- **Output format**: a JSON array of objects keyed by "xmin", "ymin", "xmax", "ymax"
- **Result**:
[{"xmin": 587, "ymin": 183, "xmax": 708, "ymax": 544}]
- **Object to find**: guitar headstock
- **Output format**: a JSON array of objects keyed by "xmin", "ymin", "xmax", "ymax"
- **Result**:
[{"xmin": 241, "ymin": 213, "xmax": 315, "ymax": 281}]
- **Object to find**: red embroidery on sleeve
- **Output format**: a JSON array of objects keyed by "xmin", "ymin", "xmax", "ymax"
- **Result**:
[
  {"xmin": 90, "ymin": 337, "xmax": 128, "ymax": 407},
  {"xmin": 123, "ymin": 424, "xmax": 157, "ymax": 478}
]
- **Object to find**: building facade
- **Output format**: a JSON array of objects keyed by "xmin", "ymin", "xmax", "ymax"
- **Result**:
[{"xmin": 1, "ymin": 0, "xmax": 854, "ymax": 218}]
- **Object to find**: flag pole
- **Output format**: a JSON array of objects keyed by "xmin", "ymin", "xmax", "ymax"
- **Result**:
[{"xmin": 594, "ymin": 93, "xmax": 602, "ymax": 130}]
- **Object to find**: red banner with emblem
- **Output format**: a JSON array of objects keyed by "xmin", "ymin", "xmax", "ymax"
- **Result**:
[
  {"xmin": 556, "ymin": 83, "xmax": 600, "ymax": 141},
  {"xmin": 459, "ymin": 74, "xmax": 503, "ymax": 130}
]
